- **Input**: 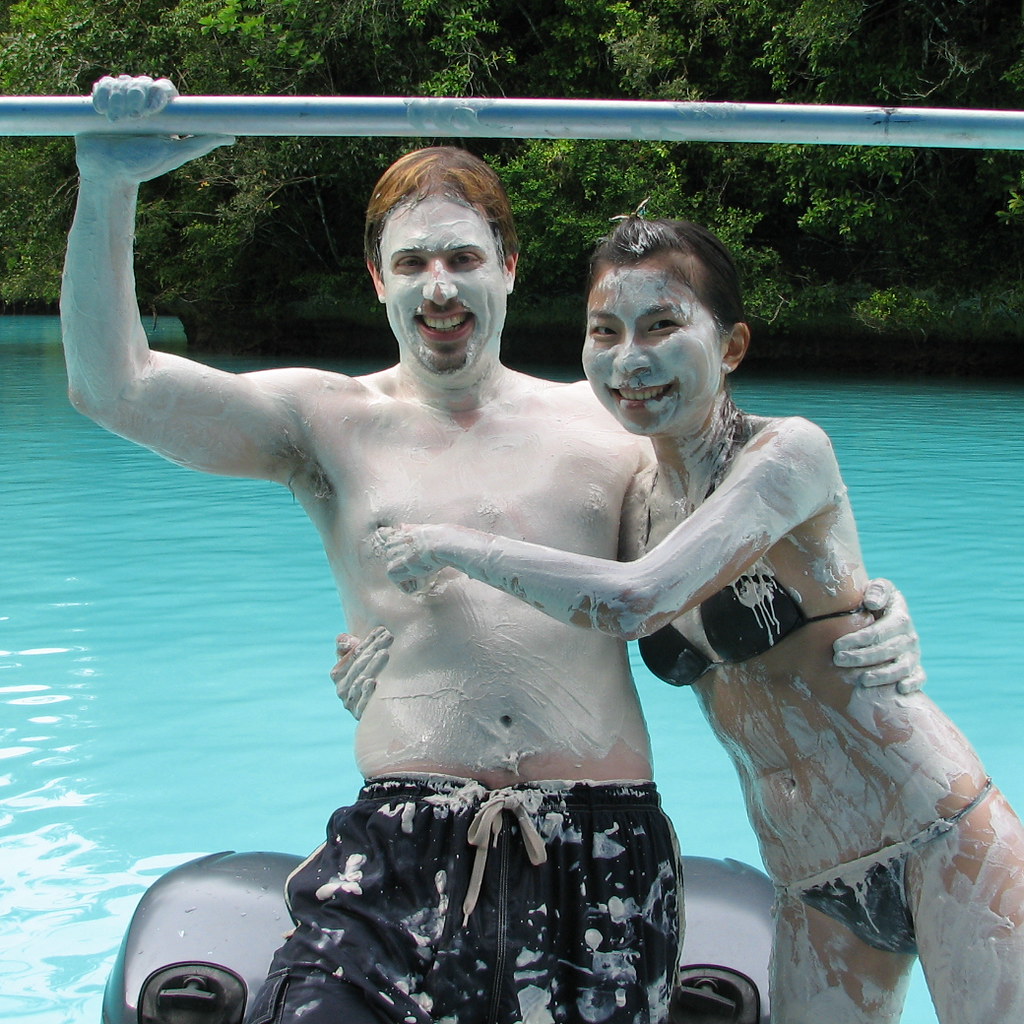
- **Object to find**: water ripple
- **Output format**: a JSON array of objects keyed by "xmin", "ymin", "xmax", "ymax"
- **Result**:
[
  {"xmin": 0, "ymin": 821, "xmax": 200, "ymax": 1024},
  {"xmin": 5, "ymin": 318, "xmax": 1021, "ymax": 1024}
]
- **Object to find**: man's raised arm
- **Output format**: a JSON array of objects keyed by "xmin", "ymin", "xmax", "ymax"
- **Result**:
[{"xmin": 61, "ymin": 76, "xmax": 317, "ymax": 483}]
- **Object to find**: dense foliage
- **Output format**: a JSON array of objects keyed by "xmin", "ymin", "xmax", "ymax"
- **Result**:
[{"xmin": 2, "ymin": 0, "xmax": 1023, "ymax": 371}]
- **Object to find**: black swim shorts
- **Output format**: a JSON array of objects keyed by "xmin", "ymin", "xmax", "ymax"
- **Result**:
[{"xmin": 246, "ymin": 774, "xmax": 681, "ymax": 1024}]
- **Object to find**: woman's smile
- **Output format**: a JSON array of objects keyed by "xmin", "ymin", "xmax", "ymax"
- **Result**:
[
  {"xmin": 611, "ymin": 380, "xmax": 677, "ymax": 408},
  {"xmin": 584, "ymin": 258, "xmax": 724, "ymax": 436}
]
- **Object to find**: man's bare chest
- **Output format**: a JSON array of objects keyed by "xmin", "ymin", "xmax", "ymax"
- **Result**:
[{"xmin": 313, "ymin": 409, "xmax": 634, "ymax": 554}]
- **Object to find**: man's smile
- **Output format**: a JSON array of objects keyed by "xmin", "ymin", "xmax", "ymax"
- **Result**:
[{"xmin": 419, "ymin": 309, "xmax": 471, "ymax": 333}]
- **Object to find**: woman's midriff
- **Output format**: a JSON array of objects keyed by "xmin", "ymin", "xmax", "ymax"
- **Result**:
[{"xmin": 693, "ymin": 618, "xmax": 989, "ymax": 882}]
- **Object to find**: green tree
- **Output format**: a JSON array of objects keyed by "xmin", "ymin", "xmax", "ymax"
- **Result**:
[{"xmin": 1, "ymin": 0, "xmax": 1023, "ymax": 370}]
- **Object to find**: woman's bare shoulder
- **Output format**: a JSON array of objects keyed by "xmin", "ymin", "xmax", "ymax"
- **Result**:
[{"xmin": 744, "ymin": 414, "xmax": 837, "ymax": 462}]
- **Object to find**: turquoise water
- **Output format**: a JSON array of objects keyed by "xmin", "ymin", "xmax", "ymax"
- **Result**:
[{"xmin": 2, "ymin": 314, "xmax": 1023, "ymax": 1023}]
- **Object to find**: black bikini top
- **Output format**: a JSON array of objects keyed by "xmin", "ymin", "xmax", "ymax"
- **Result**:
[{"xmin": 637, "ymin": 569, "xmax": 862, "ymax": 687}]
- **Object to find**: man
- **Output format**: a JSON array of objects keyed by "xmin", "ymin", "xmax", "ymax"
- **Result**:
[{"xmin": 62, "ymin": 75, "xmax": 921, "ymax": 1024}]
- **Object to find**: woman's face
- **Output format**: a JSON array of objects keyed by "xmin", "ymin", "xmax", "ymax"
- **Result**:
[{"xmin": 583, "ymin": 255, "xmax": 733, "ymax": 437}]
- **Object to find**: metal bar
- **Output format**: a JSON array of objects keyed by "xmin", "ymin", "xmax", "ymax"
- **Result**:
[{"xmin": 2, "ymin": 94, "xmax": 1024, "ymax": 149}]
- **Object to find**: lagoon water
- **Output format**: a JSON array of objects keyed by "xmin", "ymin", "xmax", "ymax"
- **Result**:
[{"xmin": 2, "ymin": 314, "xmax": 1023, "ymax": 1023}]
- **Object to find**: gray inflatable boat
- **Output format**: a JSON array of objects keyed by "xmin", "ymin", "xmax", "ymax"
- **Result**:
[{"xmin": 102, "ymin": 851, "xmax": 774, "ymax": 1024}]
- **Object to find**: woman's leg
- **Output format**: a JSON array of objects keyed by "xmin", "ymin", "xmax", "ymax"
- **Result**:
[
  {"xmin": 770, "ymin": 892, "xmax": 914, "ymax": 1024},
  {"xmin": 908, "ymin": 787, "xmax": 1024, "ymax": 1023}
]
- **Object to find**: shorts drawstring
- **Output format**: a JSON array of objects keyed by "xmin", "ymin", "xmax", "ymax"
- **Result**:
[{"xmin": 462, "ymin": 788, "xmax": 547, "ymax": 924}]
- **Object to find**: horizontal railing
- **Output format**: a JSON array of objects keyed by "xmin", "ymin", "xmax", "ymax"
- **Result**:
[{"xmin": 2, "ymin": 94, "xmax": 1024, "ymax": 149}]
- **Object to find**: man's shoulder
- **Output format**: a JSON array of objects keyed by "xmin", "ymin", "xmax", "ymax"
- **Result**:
[
  {"xmin": 515, "ymin": 374, "xmax": 639, "ymax": 435},
  {"xmin": 501, "ymin": 370, "xmax": 646, "ymax": 458},
  {"xmin": 504, "ymin": 370, "xmax": 598, "ymax": 408},
  {"xmin": 258, "ymin": 363, "xmax": 398, "ymax": 407}
]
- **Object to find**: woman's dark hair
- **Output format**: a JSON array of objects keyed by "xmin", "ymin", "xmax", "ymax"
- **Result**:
[{"xmin": 588, "ymin": 217, "xmax": 745, "ymax": 331}]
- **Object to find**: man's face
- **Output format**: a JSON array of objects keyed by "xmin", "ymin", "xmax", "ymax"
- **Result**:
[{"xmin": 370, "ymin": 196, "xmax": 517, "ymax": 383}]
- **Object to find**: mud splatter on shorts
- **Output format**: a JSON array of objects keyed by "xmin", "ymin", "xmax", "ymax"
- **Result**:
[{"xmin": 246, "ymin": 773, "xmax": 681, "ymax": 1024}]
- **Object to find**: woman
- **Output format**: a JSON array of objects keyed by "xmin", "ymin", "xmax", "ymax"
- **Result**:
[{"xmin": 374, "ymin": 217, "xmax": 1024, "ymax": 1023}]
